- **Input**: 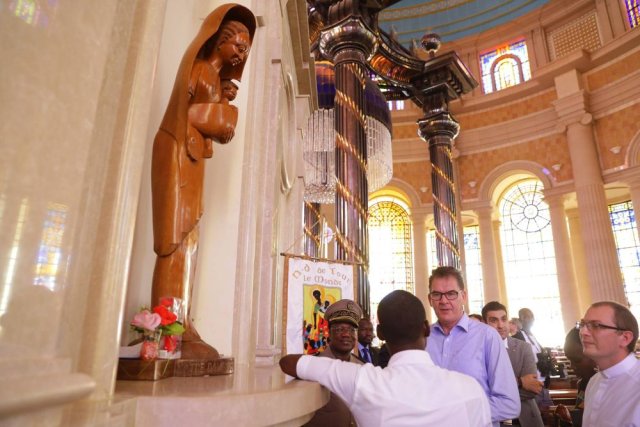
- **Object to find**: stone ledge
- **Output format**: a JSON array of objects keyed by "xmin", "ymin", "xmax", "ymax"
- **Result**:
[{"xmin": 115, "ymin": 365, "xmax": 329, "ymax": 427}]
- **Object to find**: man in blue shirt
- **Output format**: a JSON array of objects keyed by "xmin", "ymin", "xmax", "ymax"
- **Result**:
[{"xmin": 426, "ymin": 266, "xmax": 520, "ymax": 426}]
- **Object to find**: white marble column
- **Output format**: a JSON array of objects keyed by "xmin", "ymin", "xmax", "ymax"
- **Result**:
[
  {"xmin": 543, "ymin": 192, "xmax": 581, "ymax": 332},
  {"xmin": 553, "ymin": 70, "xmax": 626, "ymax": 304},
  {"xmin": 493, "ymin": 219, "xmax": 509, "ymax": 303},
  {"xmin": 566, "ymin": 207, "xmax": 592, "ymax": 314},
  {"xmin": 475, "ymin": 204, "xmax": 502, "ymax": 303},
  {"xmin": 412, "ymin": 210, "xmax": 431, "ymax": 323}
]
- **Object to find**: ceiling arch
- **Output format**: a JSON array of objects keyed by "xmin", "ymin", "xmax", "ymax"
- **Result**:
[{"xmin": 379, "ymin": 0, "xmax": 550, "ymax": 45}]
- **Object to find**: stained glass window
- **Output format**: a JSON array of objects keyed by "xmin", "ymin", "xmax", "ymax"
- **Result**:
[
  {"xmin": 464, "ymin": 226, "xmax": 484, "ymax": 314},
  {"xmin": 625, "ymin": 0, "xmax": 640, "ymax": 28},
  {"xmin": 499, "ymin": 179, "xmax": 563, "ymax": 346},
  {"xmin": 608, "ymin": 200, "xmax": 640, "ymax": 321},
  {"xmin": 426, "ymin": 227, "xmax": 484, "ymax": 314},
  {"xmin": 368, "ymin": 198, "xmax": 414, "ymax": 321},
  {"xmin": 480, "ymin": 39, "xmax": 531, "ymax": 94}
]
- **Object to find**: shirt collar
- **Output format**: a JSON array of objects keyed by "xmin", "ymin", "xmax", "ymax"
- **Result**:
[
  {"xmin": 601, "ymin": 353, "xmax": 637, "ymax": 379},
  {"xmin": 388, "ymin": 349, "xmax": 434, "ymax": 366},
  {"xmin": 503, "ymin": 337, "xmax": 509, "ymax": 348},
  {"xmin": 434, "ymin": 313, "xmax": 469, "ymax": 334}
]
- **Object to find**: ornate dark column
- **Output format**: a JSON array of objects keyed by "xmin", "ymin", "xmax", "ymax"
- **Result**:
[
  {"xmin": 318, "ymin": 2, "xmax": 377, "ymax": 315},
  {"xmin": 303, "ymin": 201, "xmax": 322, "ymax": 257},
  {"xmin": 412, "ymin": 35, "xmax": 475, "ymax": 269}
]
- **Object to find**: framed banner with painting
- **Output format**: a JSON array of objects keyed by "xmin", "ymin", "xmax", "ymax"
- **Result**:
[{"xmin": 282, "ymin": 254, "xmax": 357, "ymax": 355}]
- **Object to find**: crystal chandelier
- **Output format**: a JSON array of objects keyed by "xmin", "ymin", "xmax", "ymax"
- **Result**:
[{"xmin": 303, "ymin": 61, "xmax": 393, "ymax": 203}]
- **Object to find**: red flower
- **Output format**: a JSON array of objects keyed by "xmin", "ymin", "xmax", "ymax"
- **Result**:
[
  {"xmin": 153, "ymin": 304, "xmax": 177, "ymax": 326},
  {"xmin": 159, "ymin": 297, "xmax": 174, "ymax": 307}
]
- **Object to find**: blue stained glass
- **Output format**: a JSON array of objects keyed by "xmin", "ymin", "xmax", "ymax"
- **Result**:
[
  {"xmin": 625, "ymin": 0, "xmax": 640, "ymax": 28},
  {"xmin": 608, "ymin": 200, "xmax": 640, "ymax": 321},
  {"xmin": 480, "ymin": 39, "xmax": 531, "ymax": 94}
]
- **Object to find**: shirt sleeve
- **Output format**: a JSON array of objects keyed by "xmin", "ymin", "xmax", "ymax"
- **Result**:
[
  {"xmin": 485, "ymin": 328, "xmax": 521, "ymax": 422},
  {"xmin": 296, "ymin": 355, "xmax": 361, "ymax": 405}
]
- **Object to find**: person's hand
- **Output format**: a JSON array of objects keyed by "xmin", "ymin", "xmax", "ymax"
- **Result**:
[{"xmin": 521, "ymin": 373, "xmax": 543, "ymax": 394}]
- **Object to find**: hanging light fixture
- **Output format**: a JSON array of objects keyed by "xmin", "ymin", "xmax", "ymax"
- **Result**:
[{"xmin": 303, "ymin": 61, "xmax": 393, "ymax": 203}]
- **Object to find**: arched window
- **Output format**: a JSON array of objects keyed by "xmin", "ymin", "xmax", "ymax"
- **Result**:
[
  {"xmin": 608, "ymin": 200, "xmax": 640, "ymax": 320},
  {"xmin": 499, "ymin": 179, "xmax": 563, "ymax": 345},
  {"xmin": 625, "ymin": 0, "xmax": 640, "ymax": 28},
  {"xmin": 426, "ymin": 226, "xmax": 484, "ymax": 314},
  {"xmin": 368, "ymin": 197, "xmax": 414, "ymax": 321},
  {"xmin": 463, "ymin": 225, "xmax": 484, "ymax": 314},
  {"xmin": 480, "ymin": 39, "xmax": 531, "ymax": 94}
]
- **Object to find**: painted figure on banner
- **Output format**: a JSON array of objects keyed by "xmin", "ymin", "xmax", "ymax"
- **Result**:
[
  {"xmin": 150, "ymin": 4, "xmax": 256, "ymax": 359},
  {"xmin": 303, "ymin": 286, "xmax": 340, "ymax": 355}
]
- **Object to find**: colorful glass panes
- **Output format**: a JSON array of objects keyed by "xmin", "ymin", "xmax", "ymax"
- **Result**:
[
  {"xmin": 500, "ymin": 179, "xmax": 563, "ymax": 346},
  {"xmin": 480, "ymin": 39, "xmax": 531, "ymax": 94},
  {"xmin": 625, "ymin": 0, "xmax": 640, "ymax": 28},
  {"xmin": 368, "ymin": 198, "xmax": 414, "ymax": 323},
  {"xmin": 608, "ymin": 200, "xmax": 640, "ymax": 321}
]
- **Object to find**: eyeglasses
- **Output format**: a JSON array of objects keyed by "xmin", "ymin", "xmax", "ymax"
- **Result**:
[
  {"xmin": 330, "ymin": 325, "xmax": 356, "ymax": 335},
  {"xmin": 576, "ymin": 320, "xmax": 627, "ymax": 332},
  {"xmin": 429, "ymin": 290, "xmax": 461, "ymax": 301}
]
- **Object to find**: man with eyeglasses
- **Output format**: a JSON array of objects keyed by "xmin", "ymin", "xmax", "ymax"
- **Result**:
[
  {"xmin": 303, "ymin": 299, "xmax": 363, "ymax": 427},
  {"xmin": 426, "ymin": 266, "xmax": 520, "ymax": 427},
  {"xmin": 578, "ymin": 301, "xmax": 640, "ymax": 427},
  {"xmin": 280, "ymin": 290, "xmax": 491, "ymax": 426}
]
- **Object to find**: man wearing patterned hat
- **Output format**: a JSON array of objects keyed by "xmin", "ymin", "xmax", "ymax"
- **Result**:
[{"xmin": 303, "ymin": 299, "xmax": 363, "ymax": 427}]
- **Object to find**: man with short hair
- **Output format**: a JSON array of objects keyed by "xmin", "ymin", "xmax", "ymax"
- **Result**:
[
  {"xmin": 426, "ymin": 266, "xmax": 520, "ymax": 427},
  {"xmin": 579, "ymin": 301, "xmax": 640, "ymax": 427},
  {"xmin": 513, "ymin": 308, "xmax": 544, "ymax": 361},
  {"xmin": 280, "ymin": 290, "xmax": 492, "ymax": 426},
  {"xmin": 304, "ymin": 299, "xmax": 364, "ymax": 427},
  {"xmin": 482, "ymin": 301, "xmax": 544, "ymax": 427},
  {"xmin": 357, "ymin": 318, "xmax": 380, "ymax": 365}
]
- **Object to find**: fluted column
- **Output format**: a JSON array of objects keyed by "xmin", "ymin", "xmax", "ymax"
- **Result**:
[
  {"xmin": 319, "ymin": 8, "xmax": 377, "ymax": 315},
  {"xmin": 412, "ymin": 210, "xmax": 431, "ymax": 323},
  {"xmin": 566, "ymin": 207, "xmax": 592, "ymax": 313},
  {"xmin": 553, "ymin": 70, "xmax": 626, "ymax": 303},
  {"xmin": 493, "ymin": 218, "xmax": 509, "ymax": 304},
  {"xmin": 543, "ymin": 192, "xmax": 581, "ymax": 332},
  {"xmin": 475, "ymin": 204, "xmax": 502, "ymax": 303}
]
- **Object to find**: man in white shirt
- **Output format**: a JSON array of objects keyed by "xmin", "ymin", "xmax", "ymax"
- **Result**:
[
  {"xmin": 579, "ymin": 301, "xmax": 640, "ymax": 427},
  {"xmin": 279, "ymin": 290, "xmax": 492, "ymax": 427}
]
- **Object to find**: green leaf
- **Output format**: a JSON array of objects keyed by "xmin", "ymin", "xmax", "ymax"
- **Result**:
[{"xmin": 162, "ymin": 322, "xmax": 185, "ymax": 336}]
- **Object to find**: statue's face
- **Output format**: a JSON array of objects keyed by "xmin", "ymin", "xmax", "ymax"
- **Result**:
[{"xmin": 219, "ymin": 32, "xmax": 251, "ymax": 67}]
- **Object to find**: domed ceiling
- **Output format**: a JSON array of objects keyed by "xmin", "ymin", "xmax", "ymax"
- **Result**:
[{"xmin": 378, "ymin": 0, "xmax": 550, "ymax": 45}]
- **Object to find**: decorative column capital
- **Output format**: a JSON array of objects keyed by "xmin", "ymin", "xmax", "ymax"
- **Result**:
[
  {"xmin": 552, "ymin": 90, "xmax": 592, "ymax": 128},
  {"xmin": 319, "ymin": 16, "xmax": 377, "ymax": 63},
  {"xmin": 542, "ymin": 190, "xmax": 569, "ymax": 208},
  {"xmin": 417, "ymin": 112, "xmax": 460, "ymax": 141}
]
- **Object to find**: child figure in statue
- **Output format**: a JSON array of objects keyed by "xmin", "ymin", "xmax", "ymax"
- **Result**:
[{"xmin": 151, "ymin": 4, "xmax": 255, "ymax": 359}]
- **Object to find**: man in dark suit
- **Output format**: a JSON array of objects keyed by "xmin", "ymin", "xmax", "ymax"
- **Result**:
[
  {"xmin": 357, "ymin": 318, "xmax": 380, "ymax": 366},
  {"xmin": 483, "ymin": 301, "xmax": 544, "ymax": 427}
]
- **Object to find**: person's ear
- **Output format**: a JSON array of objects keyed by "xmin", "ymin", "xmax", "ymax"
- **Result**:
[
  {"xmin": 376, "ymin": 324, "xmax": 386, "ymax": 341},
  {"xmin": 619, "ymin": 330, "xmax": 634, "ymax": 349},
  {"xmin": 424, "ymin": 320, "xmax": 431, "ymax": 338}
]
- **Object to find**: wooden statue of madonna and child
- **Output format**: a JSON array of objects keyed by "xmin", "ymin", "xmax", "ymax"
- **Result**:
[{"xmin": 150, "ymin": 3, "xmax": 255, "ymax": 365}]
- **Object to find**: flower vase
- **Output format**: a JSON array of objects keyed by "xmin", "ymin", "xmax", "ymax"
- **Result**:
[
  {"xmin": 157, "ymin": 296, "xmax": 185, "ymax": 359},
  {"xmin": 140, "ymin": 331, "xmax": 161, "ymax": 361},
  {"xmin": 159, "ymin": 334, "xmax": 182, "ymax": 359}
]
